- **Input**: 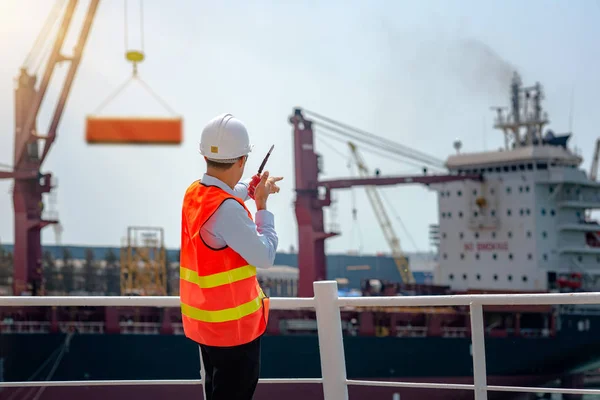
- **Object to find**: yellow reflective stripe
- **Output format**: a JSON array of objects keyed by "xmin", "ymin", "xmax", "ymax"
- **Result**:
[
  {"xmin": 181, "ymin": 291, "xmax": 266, "ymax": 323},
  {"xmin": 180, "ymin": 265, "xmax": 256, "ymax": 289}
]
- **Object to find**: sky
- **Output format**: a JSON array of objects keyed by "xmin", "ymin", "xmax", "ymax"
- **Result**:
[{"xmin": 0, "ymin": 0, "xmax": 599, "ymax": 257}]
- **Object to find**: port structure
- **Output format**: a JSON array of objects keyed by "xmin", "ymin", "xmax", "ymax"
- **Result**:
[
  {"xmin": 290, "ymin": 109, "xmax": 483, "ymax": 297},
  {"xmin": 0, "ymin": 0, "xmax": 100, "ymax": 296},
  {"xmin": 120, "ymin": 226, "xmax": 167, "ymax": 296}
]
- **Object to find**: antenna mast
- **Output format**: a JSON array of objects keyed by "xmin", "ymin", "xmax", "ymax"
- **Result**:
[{"xmin": 491, "ymin": 72, "xmax": 549, "ymax": 149}]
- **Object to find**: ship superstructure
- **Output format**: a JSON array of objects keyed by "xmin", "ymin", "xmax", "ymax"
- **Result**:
[{"xmin": 432, "ymin": 72, "xmax": 599, "ymax": 293}]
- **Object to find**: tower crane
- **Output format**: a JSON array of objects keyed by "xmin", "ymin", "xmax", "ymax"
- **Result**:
[{"xmin": 347, "ymin": 142, "xmax": 415, "ymax": 284}]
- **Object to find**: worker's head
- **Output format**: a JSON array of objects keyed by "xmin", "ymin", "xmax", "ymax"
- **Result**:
[{"xmin": 199, "ymin": 113, "xmax": 252, "ymax": 188}]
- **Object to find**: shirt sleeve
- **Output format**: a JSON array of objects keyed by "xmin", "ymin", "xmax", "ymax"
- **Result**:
[
  {"xmin": 232, "ymin": 178, "xmax": 252, "ymax": 201},
  {"xmin": 210, "ymin": 199, "xmax": 278, "ymax": 268}
]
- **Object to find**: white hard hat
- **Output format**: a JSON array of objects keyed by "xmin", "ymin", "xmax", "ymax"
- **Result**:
[{"xmin": 199, "ymin": 113, "xmax": 253, "ymax": 162}]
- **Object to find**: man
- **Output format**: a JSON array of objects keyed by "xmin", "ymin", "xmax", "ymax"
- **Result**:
[{"xmin": 179, "ymin": 113, "xmax": 282, "ymax": 400}]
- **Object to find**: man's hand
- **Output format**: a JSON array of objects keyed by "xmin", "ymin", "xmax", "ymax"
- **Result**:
[
  {"xmin": 267, "ymin": 175, "xmax": 283, "ymax": 194},
  {"xmin": 254, "ymin": 171, "xmax": 282, "ymax": 210}
]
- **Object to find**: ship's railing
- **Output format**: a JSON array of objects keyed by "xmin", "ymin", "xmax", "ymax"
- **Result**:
[{"xmin": 3, "ymin": 280, "xmax": 600, "ymax": 400}]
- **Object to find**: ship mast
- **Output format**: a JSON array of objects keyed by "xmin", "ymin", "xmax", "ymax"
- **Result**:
[{"xmin": 492, "ymin": 72, "xmax": 549, "ymax": 150}]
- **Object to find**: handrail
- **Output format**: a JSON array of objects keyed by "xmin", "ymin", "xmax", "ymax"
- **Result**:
[{"xmin": 2, "ymin": 281, "xmax": 600, "ymax": 400}]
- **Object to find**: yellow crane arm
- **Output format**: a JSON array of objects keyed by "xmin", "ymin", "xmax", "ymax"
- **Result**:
[{"xmin": 348, "ymin": 142, "xmax": 415, "ymax": 284}]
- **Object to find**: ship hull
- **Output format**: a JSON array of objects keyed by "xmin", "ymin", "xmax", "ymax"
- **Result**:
[{"xmin": 2, "ymin": 313, "xmax": 600, "ymax": 400}]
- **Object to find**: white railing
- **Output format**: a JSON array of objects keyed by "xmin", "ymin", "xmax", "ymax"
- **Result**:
[{"xmin": 3, "ymin": 280, "xmax": 600, "ymax": 399}]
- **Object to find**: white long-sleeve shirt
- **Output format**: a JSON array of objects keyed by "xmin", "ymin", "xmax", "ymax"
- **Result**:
[{"xmin": 199, "ymin": 174, "xmax": 278, "ymax": 268}]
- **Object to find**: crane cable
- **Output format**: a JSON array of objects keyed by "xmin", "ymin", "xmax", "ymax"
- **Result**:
[
  {"xmin": 90, "ymin": 0, "xmax": 177, "ymax": 116},
  {"xmin": 316, "ymin": 126, "xmax": 439, "ymax": 171},
  {"xmin": 303, "ymin": 109, "xmax": 445, "ymax": 170}
]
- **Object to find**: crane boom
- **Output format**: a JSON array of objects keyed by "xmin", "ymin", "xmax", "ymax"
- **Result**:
[
  {"xmin": 0, "ymin": 0, "xmax": 100, "ymax": 296},
  {"xmin": 348, "ymin": 142, "xmax": 415, "ymax": 284}
]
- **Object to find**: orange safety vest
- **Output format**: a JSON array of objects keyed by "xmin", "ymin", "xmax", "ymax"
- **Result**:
[{"xmin": 179, "ymin": 181, "xmax": 269, "ymax": 347}]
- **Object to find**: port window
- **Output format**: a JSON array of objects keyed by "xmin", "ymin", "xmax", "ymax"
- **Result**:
[
  {"xmin": 519, "ymin": 209, "xmax": 524, "ymax": 216},
  {"xmin": 462, "ymin": 274, "xmax": 467, "ymax": 280},
  {"xmin": 506, "ymin": 187, "xmax": 512, "ymax": 193},
  {"xmin": 475, "ymin": 253, "xmax": 480, "ymax": 260},
  {"xmin": 449, "ymin": 274, "xmax": 454, "ymax": 280},
  {"xmin": 473, "ymin": 189, "xmax": 477, "ymax": 196},
  {"xmin": 522, "ymin": 276, "xmax": 528, "ymax": 282},
  {"xmin": 491, "ymin": 210, "xmax": 496, "ymax": 217},
  {"xmin": 549, "ymin": 187, "xmax": 554, "ymax": 194},
  {"xmin": 542, "ymin": 231, "xmax": 547, "ymax": 238},
  {"xmin": 442, "ymin": 213, "xmax": 446, "ymax": 218},
  {"xmin": 527, "ymin": 231, "xmax": 532, "ymax": 238},
  {"xmin": 508, "ymin": 275, "xmax": 513, "ymax": 281},
  {"xmin": 474, "ymin": 211, "xmax": 478, "ymax": 217},
  {"xmin": 543, "ymin": 254, "xmax": 548, "ymax": 261},
  {"xmin": 519, "ymin": 186, "xmax": 523, "ymax": 193},
  {"xmin": 492, "ymin": 232, "xmax": 496, "ymax": 238},
  {"xmin": 448, "ymin": 212, "xmax": 452, "ymax": 218},
  {"xmin": 493, "ymin": 274, "xmax": 498, "ymax": 280},
  {"xmin": 457, "ymin": 190, "xmax": 462, "ymax": 196},
  {"xmin": 526, "ymin": 209, "xmax": 531, "ymax": 215},
  {"xmin": 459, "ymin": 211, "xmax": 464, "ymax": 218},
  {"xmin": 528, "ymin": 253, "xmax": 533, "ymax": 260},
  {"xmin": 507, "ymin": 209, "xmax": 512, "ymax": 216},
  {"xmin": 446, "ymin": 191, "xmax": 451, "ymax": 197},
  {"xmin": 492, "ymin": 254, "xmax": 497, "ymax": 260},
  {"xmin": 476, "ymin": 274, "xmax": 481, "ymax": 280},
  {"xmin": 459, "ymin": 232, "xmax": 464, "ymax": 239},
  {"xmin": 525, "ymin": 186, "xmax": 530, "ymax": 192},
  {"xmin": 460, "ymin": 253, "xmax": 465, "ymax": 260},
  {"xmin": 597, "ymin": 256, "xmax": 600, "ymax": 263},
  {"xmin": 550, "ymin": 210, "xmax": 555, "ymax": 216},
  {"xmin": 508, "ymin": 232, "xmax": 513, "ymax": 238},
  {"xmin": 443, "ymin": 253, "xmax": 448, "ymax": 259},
  {"xmin": 490, "ymin": 188, "xmax": 495, "ymax": 194},
  {"xmin": 475, "ymin": 232, "xmax": 480, "ymax": 239},
  {"xmin": 541, "ymin": 208, "xmax": 546, "ymax": 216},
  {"xmin": 578, "ymin": 255, "xmax": 583, "ymax": 263},
  {"xmin": 509, "ymin": 254, "xmax": 513, "ymax": 260},
  {"xmin": 442, "ymin": 233, "xmax": 447, "ymax": 238}
]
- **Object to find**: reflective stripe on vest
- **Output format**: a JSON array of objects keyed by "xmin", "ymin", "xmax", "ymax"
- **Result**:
[
  {"xmin": 181, "ymin": 290, "xmax": 266, "ymax": 323},
  {"xmin": 180, "ymin": 265, "xmax": 256, "ymax": 288},
  {"xmin": 180, "ymin": 265, "xmax": 264, "ymax": 323}
]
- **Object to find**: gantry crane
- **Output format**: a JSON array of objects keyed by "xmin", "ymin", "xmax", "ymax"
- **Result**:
[
  {"xmin": 347, "ymin": 142, "xmax": 415, "ymax": 284},
  {"xmin": 0, "ymin": 0, "xmax": 100, "ymax": 296}
]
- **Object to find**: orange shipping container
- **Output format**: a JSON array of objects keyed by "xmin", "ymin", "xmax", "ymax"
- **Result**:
[{"xmin": 85, "ymin": 116, "xmax": 183, "ymax": 145}]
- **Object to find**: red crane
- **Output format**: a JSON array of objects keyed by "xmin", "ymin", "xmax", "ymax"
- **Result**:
[
  {"xmin": 0, "ymin": 0, "xmax": 100, "ymax": 295},
  {"xmin": 289, "ymin": 108, "xmax": 483, "ymax": 297}
]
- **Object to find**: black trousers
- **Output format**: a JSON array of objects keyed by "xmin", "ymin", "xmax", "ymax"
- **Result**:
[{"xmin": 199, "ymin": 336, "xmax": 261, "ymax": 400}]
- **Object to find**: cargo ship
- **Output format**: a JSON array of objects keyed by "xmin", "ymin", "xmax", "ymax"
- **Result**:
[{"xmin": 3, "ymin": 72, "xmax": 600, "ymax": 400}]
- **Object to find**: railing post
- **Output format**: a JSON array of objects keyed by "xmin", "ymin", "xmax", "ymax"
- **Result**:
[
  {"xmin": 313, "ymin": 281, "xmax": 348, "ymax": 400},
  {"xmin": 469, "ymin": 301, "xmax": 488, "ymax": 400}
]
